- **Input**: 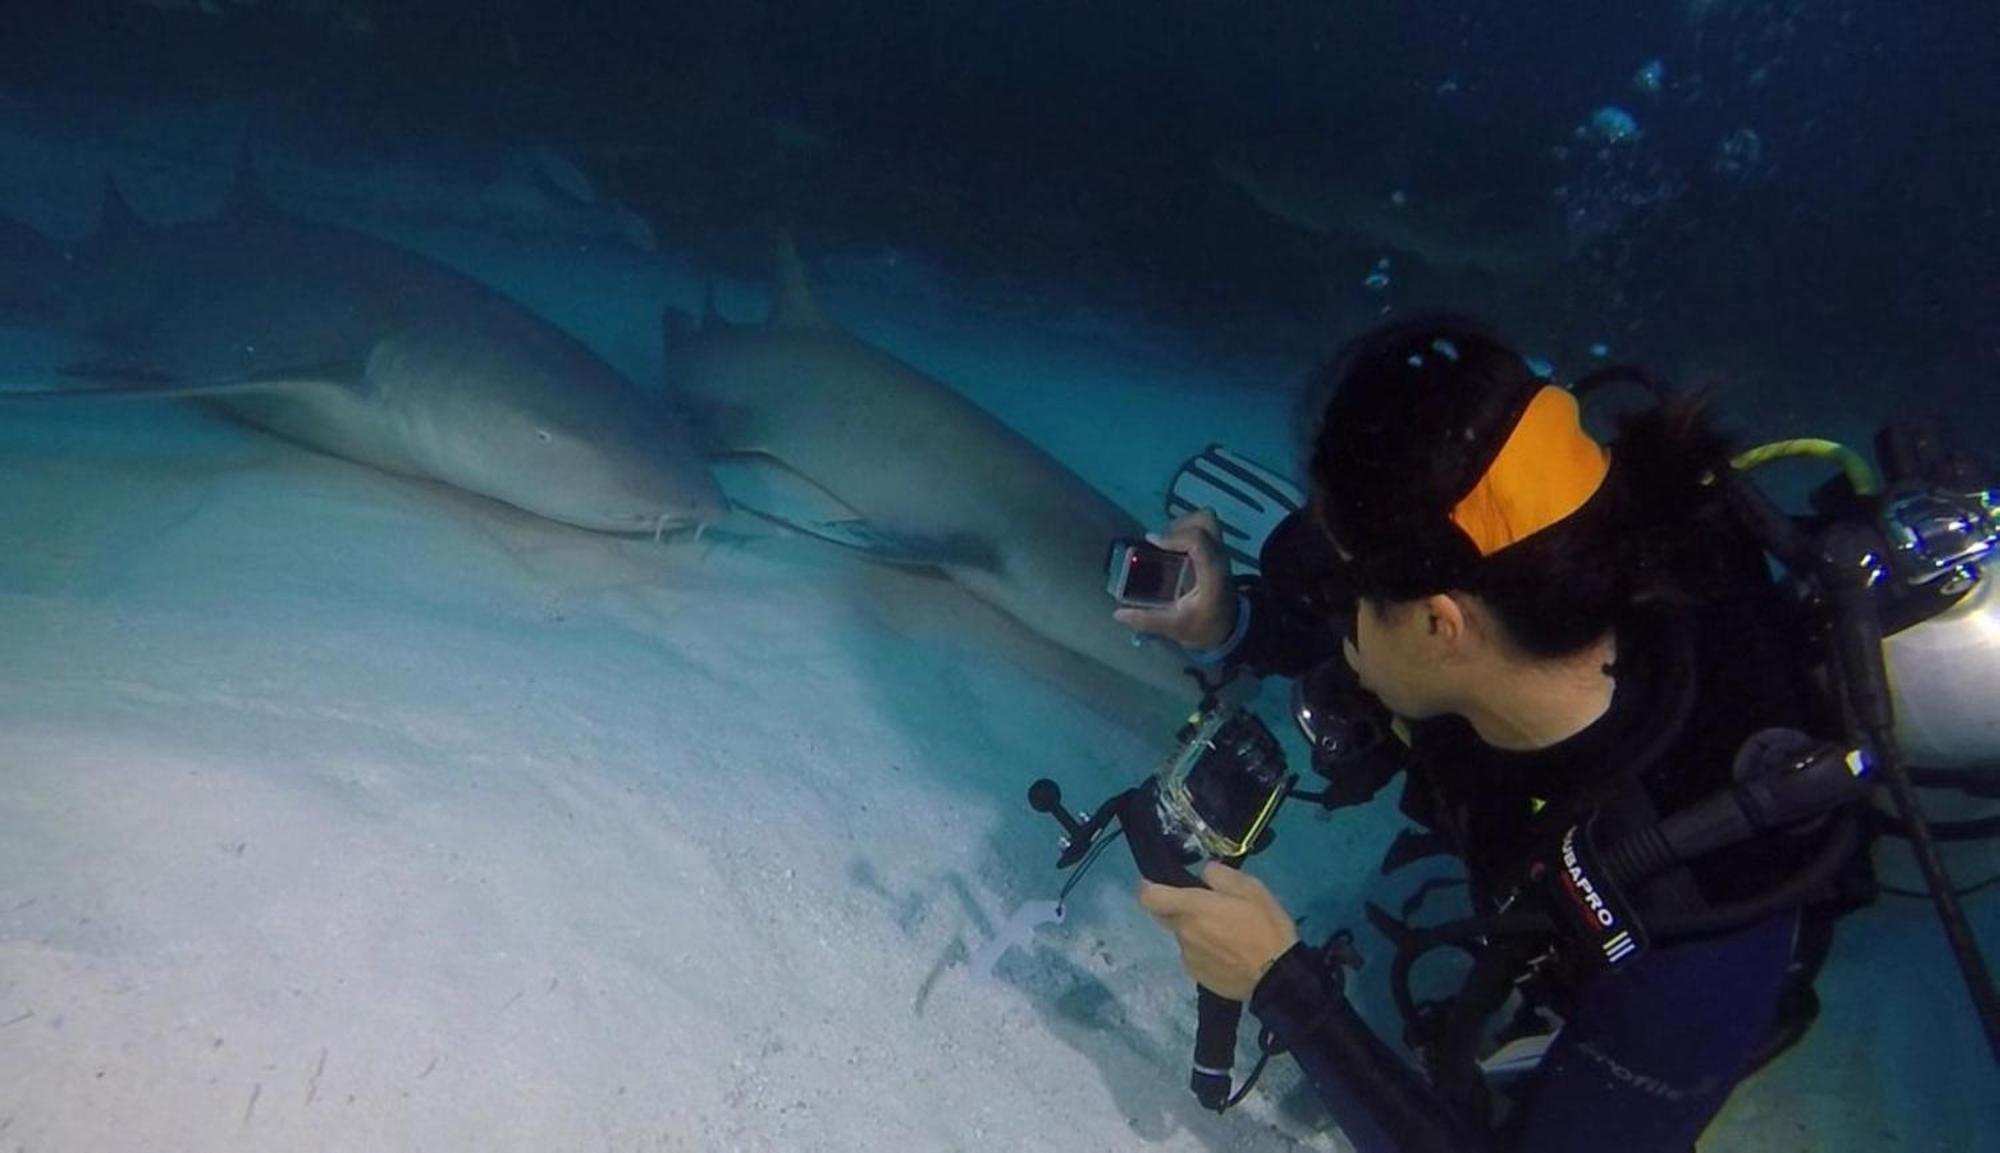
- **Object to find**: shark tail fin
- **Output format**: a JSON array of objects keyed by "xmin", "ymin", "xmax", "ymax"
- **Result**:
[{"xmin": 768, "ymin": 230, "xmax": 830, "ymax": 331}]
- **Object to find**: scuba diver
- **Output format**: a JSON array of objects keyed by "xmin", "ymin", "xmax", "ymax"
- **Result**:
[{"xmin": 1100, "ymin": 315, "xmax": 1999, "ymax": 1151}]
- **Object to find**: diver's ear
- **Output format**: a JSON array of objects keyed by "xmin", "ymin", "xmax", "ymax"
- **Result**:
[{"xmin": 1424, "ymin": 594, "xmax": 1469, "ymax": 648}]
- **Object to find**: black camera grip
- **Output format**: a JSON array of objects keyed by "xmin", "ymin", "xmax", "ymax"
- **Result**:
[
  {"xmin": 1120, "ymin": 782, "xmax": 1244, "ymax": 1111},
  {"xmin": 1190, "ymin": 986, "xmax": 1244, "ymax": 1110},
  {"xmin": 1120, "ymin": 784, "xmax": 1202, "ymax": 889}
]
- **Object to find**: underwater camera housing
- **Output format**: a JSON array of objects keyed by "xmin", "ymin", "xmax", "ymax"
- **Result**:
[
  {"xmin": 1155, "ymin": 704, "xmax": 1295, "ymax": 860},
  {"xmin": 1028, "ymin": 699, "xmax": 1295, "ymax": 880}
]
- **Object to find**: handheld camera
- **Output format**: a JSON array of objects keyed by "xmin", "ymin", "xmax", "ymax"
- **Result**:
[{"xmin": 1105, "ymin": 538, "xmax": 1194, "ymax": 608}]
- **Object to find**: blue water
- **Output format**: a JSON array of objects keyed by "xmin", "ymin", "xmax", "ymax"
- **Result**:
[{"xmin": 0, "ymin": 2, "xmax": 1994, "ymax": 1149}]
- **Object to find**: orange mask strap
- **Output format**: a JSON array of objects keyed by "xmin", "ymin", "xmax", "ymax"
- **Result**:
[{"xmin": 1449, "ymin": 386, "xmax": 1611, "ymax": 557}]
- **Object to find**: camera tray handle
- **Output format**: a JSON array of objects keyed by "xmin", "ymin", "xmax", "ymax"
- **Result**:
[
  {"xmin": 1027, "ymin": 776, "xmax": 1249, "ymax": 1111},
  {"xmin": 1117, "ymin": 781, "xmax": 1248, "ymax": 1112}
]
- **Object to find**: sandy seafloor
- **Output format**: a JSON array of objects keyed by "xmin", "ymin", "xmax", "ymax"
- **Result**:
[{"xmin": 0, "ymin": 147, "xmax": 1995, "ymax": 1153}]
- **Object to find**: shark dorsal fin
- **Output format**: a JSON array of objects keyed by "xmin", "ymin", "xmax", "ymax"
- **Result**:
[
  {"xmin": 97, "ymin": 177, "xmax": 146, "ymax": 240},
  {"xmin": 767, "ymin": 231, "xmax": 830, "ymax": 331}
]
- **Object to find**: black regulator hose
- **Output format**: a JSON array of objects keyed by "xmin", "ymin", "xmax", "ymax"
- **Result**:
[{"xmin": 1379, "ymin": 806, "xmax": 1868, "ymax": 1033}]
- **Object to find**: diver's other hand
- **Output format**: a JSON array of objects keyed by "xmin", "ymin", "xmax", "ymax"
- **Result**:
[
  {"xmin": 1137, "ymin": 862, "xmax": 1299, "ymax": 1001},
  {"xmin": 1113, "ymin": 508, "xmax": 1237, "ymax": 650}
]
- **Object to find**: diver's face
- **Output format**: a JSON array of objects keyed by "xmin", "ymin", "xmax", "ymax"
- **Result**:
[{"xmin": 1344, "ymin": 596, "xmax": 1454, "ymax": 720}]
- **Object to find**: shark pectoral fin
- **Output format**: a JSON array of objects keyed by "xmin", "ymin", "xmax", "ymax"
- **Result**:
[
  {"xmin": 736, "ymin": 506, "xmax": 1000, "ymax": 570},
  {"xmin": 9, "ymin": 362, "xmax": 365, "ymax": 404},
  {"xmin": 711, "ymin": 451, "xmax": 999, "ymax": 570},
  {"xmin": 710, "ymin": 450, "xmax": 856, "ymax": 517}
]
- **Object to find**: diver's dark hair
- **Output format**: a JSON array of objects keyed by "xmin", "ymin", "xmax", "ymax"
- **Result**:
[{"xmin": 1305, "ymin": 314, "xmax": 1741, "ymax": 659}]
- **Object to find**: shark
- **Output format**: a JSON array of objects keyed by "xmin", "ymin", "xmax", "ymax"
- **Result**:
[
  {"xmin": 0, "ymin": 182, "xmax": 725, "ymax": 536},
  {"xmin": 1211, "ymin": 147, "xmax": 1571, "ymax": 284},
  {"xmin": 665, "ymin": 238, "xmax": 1197, "ymax": 700}
]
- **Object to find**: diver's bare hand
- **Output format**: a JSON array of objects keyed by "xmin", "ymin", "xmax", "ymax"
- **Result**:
[
  {"xmin": 1113, "ymin": 508, "xmax": 1237, "ymax": 650},
  {"xmin": 1138, "ymin": 862, "xmax": 1299, "ymax": 1001}
]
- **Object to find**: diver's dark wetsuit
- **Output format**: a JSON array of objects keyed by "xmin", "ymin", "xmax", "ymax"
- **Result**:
[{"xmin": 1212, "ymin": 534, "xmax": 1826, "ymax": 1153}]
